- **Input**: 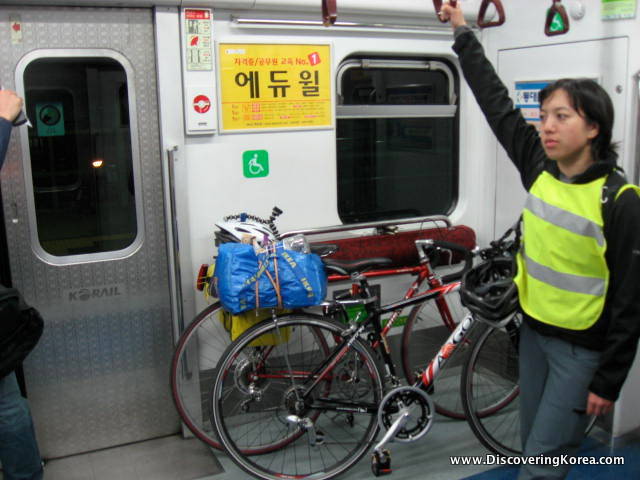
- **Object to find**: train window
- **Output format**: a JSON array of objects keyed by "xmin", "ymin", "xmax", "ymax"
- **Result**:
[
  {"xmin": 20, "ymin": 53, "xmax": 142, "ymax": 262},
  {"xmin": 336, "ymin": 58, "xmax": 458, "ymax": 223}
]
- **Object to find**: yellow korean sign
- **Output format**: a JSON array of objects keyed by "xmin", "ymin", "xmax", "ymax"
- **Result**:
[{"xmin": 219, "ymin": 43, "xmax": 332, "ymax": 131}]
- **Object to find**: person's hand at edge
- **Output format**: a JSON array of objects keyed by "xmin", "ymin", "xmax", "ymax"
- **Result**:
[
  {"xmin": 440, "ymin": 1, "xmax": 467, "ymax": 30},
  {"xmin": 0, "ymin": 89, "xmax": 24, "ymax": 123},
  {"xmin": 586, "ymin": 391, "xmax": 614, "ymax": 417}
]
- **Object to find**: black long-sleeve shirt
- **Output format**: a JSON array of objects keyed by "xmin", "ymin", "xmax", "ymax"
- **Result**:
[
  {"xmin": 0, "ymin": 118, "xmax": 12, "ymax": 170},
  {"xmin": 453, "ymin": 26, "xmax": 640, "ymax": 401}
]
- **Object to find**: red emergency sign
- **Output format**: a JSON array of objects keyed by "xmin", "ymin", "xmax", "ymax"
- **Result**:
[
  {"xmin": 193, "ymin": 95, "xmax": 211, "ymax": 114},
  {"xmin": 185, "ymin": 9, "xmax": 210, "ymax": 20}
]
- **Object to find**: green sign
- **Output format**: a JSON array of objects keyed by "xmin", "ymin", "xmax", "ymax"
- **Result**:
[
  {"xmin": 243, "ymin": 150, "xmax": 269, "ymax": 178},
  {"xmin": 36, "ymin": 102, "xmax": 65, "ymax": 137},
  {"xmin": 549, "ymin": 11, "xmax": 565, "ymax": 32},
  {"xmin": 602, "ymin": 0, "xmax": 636, "ymax": 20}
]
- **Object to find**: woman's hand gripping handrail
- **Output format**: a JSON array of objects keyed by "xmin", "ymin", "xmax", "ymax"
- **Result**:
[{"xmin": 434, "ymin": 0, "xmax": 457, "ymax": 23}]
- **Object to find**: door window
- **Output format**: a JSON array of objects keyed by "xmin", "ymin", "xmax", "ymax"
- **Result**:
[{"xmin": 21, "ymin": 54, "xmax": 142, "ymax": 261}]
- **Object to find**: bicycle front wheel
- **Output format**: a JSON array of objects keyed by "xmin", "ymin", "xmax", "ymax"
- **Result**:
[
  {"xmin": 461, "ymin": 321, "xmax": 521, "ymax": 456},
  {"xmin": 401, "ymin": 290, "xmax": 470, "ymax": 419},
  {"xmin": 211, "ymin": 313, "xmax": 384, "ymax": 480},
  {"xmin": 170, "ymin": 301, "xmax": 230, "ymax": 449}
]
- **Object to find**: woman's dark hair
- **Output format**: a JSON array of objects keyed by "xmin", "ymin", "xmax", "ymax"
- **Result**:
[{"xmin": 539, "ymin": 78, "xmax": 617, "ymax": 163}]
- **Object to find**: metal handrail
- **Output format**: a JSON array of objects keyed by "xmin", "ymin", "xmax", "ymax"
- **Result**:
[
  {"xmin": 166, "ymin": 146, "xmax": 185, "ymax": 334},
  {"xmin": 280, "ymin": 215, "xmax": 452, "ymax": 239}
]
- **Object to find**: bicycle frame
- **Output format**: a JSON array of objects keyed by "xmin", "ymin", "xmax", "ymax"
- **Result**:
[
  {"xmin": 237, "ymin": 238, "xmax": 472, "ymax": 416},
  {"xmin": 289, "ymin": 279, "xmax": 465, "ymax": 415},
  {"xmin": 326, "ymin": 239, "xmax": 462, "ymax": 351}
]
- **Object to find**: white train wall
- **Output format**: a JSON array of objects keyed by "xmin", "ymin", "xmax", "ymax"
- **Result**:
[{"xmin": 154, "ymin": 0, "xmax": 640, "ymax": 439}]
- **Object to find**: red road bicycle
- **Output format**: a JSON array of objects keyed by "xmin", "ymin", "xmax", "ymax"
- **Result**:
[{"xmin": 171, "ymin": 214, "xmax": 475, "ymax": 450}]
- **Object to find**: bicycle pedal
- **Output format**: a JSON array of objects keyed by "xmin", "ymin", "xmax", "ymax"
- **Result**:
[{"xmin": 371, "ymin": 450, "xmax": 392, "ymax": 476}]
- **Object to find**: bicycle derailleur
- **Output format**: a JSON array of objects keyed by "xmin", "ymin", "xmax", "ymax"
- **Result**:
[{"xmin": 233, "ymin": 358, "xmax": 270, "ymax": 412}]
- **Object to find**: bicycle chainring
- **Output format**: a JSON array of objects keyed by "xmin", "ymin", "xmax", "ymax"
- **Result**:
[{"xmin": 377, "ymin": 386, "xmax": 434, "ymax": 443}]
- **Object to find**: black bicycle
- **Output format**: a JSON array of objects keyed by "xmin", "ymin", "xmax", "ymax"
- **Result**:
[{"xmin": 209, "ymin": 240, "xmax": 522, "ymax": 480}]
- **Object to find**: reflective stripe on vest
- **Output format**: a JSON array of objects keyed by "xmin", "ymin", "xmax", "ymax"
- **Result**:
[{"xmin": 514, "ymin": 171, "xmax": 609, "ymax": 330}]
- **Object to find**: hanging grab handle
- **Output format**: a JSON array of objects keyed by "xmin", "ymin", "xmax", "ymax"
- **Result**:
[
  {"xmin": 545, "ymin": 0, "xmax": 569, "ymax": 36},
  {"xmin": 477, "ymin": 0, "xmax": 505, "ymax": 28},
  {"xmin": 322, "ymin": 0, "xmax": 337, "ymax": 26},
  {"xmin": 433, "ymin": 0, "xmax": 457, "ymax": 24}
]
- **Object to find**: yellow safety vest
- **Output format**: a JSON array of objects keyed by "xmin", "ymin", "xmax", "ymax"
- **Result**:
[{"xmin": 514, "ymin": 171, "xmax": 610, "ymax": 330}]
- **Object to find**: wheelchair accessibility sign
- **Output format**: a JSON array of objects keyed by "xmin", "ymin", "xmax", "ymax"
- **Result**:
[{"xmin": 243, "ymin": 150, "xmax": 269, "ymax": 178}]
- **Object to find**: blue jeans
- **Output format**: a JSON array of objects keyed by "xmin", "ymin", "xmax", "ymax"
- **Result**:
[
  {"xmin": 517, "ymin": 322, "xmax": 600, "ymax": 480},
  {"xmin": 0, "ymin": 372, "xmax": 43, "ymax": 480}
]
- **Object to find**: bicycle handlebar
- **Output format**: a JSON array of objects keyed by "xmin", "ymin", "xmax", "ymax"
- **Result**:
[{"xmin": 416, "ymin": 239, "xmax": 474, "ymax": 284}]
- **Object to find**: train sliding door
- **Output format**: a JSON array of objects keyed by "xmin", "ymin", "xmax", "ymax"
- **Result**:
[{"xmin": 0, "ymin": 6, "xmax": 178, "ymax": 456}]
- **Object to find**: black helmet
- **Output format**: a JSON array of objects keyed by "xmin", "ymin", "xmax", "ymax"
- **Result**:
[{"xmin": 460, "ymin": 256, "xmax": 518, "ymax": 325}]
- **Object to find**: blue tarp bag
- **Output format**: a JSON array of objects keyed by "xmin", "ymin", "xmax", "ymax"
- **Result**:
[{"xmin": 213, "ymin": 242, "xmax": 327, "ymax": 314}]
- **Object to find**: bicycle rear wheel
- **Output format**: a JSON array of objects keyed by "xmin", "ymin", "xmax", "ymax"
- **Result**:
[
  {"xmin": 211, "ymin": 313, "xmax": 384, "ymax": 480},
  {"xmin": 170, "ymin": 302, "xmax": 230, "ymax": 449},
  {"xmin": 461, "ymin": 321, "xmax": 521, "ymax": 456},
  {"xmin": 401, "ymin": 290, "xmax": 470, "ymax": 419}
]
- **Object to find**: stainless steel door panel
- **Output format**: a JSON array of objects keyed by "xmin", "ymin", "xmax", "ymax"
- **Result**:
[{"xmin": 0, "ymin": 6, "xmax": 178, "ymax": 457}]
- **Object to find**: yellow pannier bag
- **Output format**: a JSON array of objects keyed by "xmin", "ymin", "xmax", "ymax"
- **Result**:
[{"xmin": 219, "ymin": 308, "xmax": 291, "ymax": 346}]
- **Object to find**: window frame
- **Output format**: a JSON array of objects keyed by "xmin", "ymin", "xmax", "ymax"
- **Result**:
[
  {"xmin": 335, "ymin": 57, "xmax": 459, "ymax": 223},
  {"xmin": 15, "ymin": 49, "xmax": 145, "ymax": 265}
]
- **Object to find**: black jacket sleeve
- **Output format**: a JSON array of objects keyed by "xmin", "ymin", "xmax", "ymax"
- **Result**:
[
  {"xmin": 590, "ymin": 188, "xmax": 640, "ymax": 401},
  {"xmin": 452, "ymin": 28, "xmax": 546, "ymax": 190},
  {"xmin": 0, "ymin": 118, "xmax": 12, "ymax": 170}
]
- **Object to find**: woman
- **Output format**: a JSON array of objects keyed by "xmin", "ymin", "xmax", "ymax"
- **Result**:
[{"xmin": 440, "ymin": 3, "xmax": 640, "ymax": 479}]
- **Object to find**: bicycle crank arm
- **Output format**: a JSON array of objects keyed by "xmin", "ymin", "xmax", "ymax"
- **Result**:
[{"xmin": 373, "ymin": 408, "xmax": 410, "ymax": 454}]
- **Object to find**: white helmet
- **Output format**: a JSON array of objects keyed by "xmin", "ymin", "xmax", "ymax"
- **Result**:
[{"xmin": 214, "ymin": 220, "xmax": 275, "ymax": 246}]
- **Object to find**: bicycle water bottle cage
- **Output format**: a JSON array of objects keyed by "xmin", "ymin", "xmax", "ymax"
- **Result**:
[
  {"xmin": 433, "ymin": 0, "xmax": 457, "ymax": 23},
  {"xmin": 477, "ymin": 0, "xmax": 505, "ymax": 28},
  {"xmin": 322, "ymin": 0, "xmax": 337, "ymax": 26},
  {"xmin": 545, "ymin": 0, "xmax": 569, "ymax": 36}
]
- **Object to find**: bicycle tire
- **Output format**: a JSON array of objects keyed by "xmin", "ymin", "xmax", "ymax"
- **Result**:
[
  {"xmin": 461, "ymin": 321, "xmax": 521, "ymax": 456},
  {"xmin": 170, "ymin": 301, "xmax": 231, "ymax": 449},
  {"xmin": 171, "ymin": 303, "xmax": 330, "ymax": 452},
  {"xmin": 401, "ymin": 290, "xmax": 470, "ymax": 419},
  {"xmin": 211, "ymin": 313, "xmax": 384, "ymax": 480}
]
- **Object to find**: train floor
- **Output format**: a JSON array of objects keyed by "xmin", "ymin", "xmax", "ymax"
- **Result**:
[{"xmin": 7, "ymin": 415, "xmax": 638, "ymax": 480}]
